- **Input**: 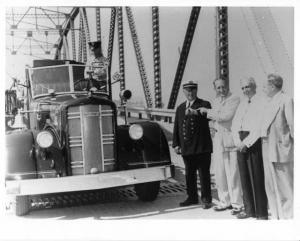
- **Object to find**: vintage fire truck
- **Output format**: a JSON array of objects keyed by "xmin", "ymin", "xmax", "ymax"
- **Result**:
[{"xmin": 5, "ymin": 59, "xmax": 174, "ymax": 216}]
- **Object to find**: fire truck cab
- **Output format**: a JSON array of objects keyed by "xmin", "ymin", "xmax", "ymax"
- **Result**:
[{"xmin": 5, "ymin": 59, "xmax": 174, "ymax": 216}]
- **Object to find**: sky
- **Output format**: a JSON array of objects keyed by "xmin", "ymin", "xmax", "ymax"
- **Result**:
[{"xmin": 5, "ymin": 6, "xmax": 294, "ymax": 107}]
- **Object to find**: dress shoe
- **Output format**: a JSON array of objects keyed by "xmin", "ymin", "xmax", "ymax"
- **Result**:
[
  {"xmin": 231, "ymin": 208, "xmax": 243, "ymax": 215},
  {"xmin": 202, "ymin": 202, "xmax": 212, "ymax": 209},
  {"xmin": 236, "ymin": 211, "xmax": 255, "ymax": 219},
  {"xmin": 213, "ymin": 205, "xmax": 232, "ymax": 211},
  {"xmin": 257, "ymin": 216, "xmax": 268, "ymax": 220},
  {"xmin": 179, "ymin": 199, "xmax": 198, "ymax": 207}
]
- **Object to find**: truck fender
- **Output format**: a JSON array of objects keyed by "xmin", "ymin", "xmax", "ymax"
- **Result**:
[
  {"xmin": 5, "ymin": 130, "xmax": 37, "ymax": 180},
  {"xmin": 117, "ymin": 121, "xmax": 171, "ymax": 169}
]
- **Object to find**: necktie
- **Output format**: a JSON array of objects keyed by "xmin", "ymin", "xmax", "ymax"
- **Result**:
[
  {"xmin": 186, "ymin": 102, "xmax": 191, "ymax": 115},
  {"xmin": 248, "ymin": 99, "xmax": 251, "ymax": 104}
]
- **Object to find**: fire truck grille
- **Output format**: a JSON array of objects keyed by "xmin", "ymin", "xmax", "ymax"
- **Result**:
[{"xmin": 67, "ymin": 104, "xmax": 116, "ymax": 175}]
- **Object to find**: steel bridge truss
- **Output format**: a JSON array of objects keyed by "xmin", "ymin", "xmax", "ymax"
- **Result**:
[
  {"xmin": 216, "ymin": 7, "xmax": 229, "ymax": 87},
  {"xmin": 167, "ymin": 7, "xmax": 201, "ymax": 109},
  {"xmin": 6, "ymin": 7, "xmax": 72, "ymax": 56},
  {"xmin": 8, "ymin": 7, "xmax": 233, "ymax": 111}
]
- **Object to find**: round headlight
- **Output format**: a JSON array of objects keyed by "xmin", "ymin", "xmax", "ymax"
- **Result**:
[
  {"xmin": 129, "ymin": 124, "xmax": 143, "ymax": 140},
  {"xmin": 36, "ymin": 131, "xmax": 54, "ymax": 148}
]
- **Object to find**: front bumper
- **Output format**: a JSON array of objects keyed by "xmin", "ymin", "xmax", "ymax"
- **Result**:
[{"xmin": 6, "ymin": 165, "xmax": 174, "ymax": 196}]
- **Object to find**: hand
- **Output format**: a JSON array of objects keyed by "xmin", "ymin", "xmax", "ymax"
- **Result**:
[
  {"xmin": 174, "ymin": 146, "xmax": 181, "ymax": 155},
  {"xmin": 189, "ymin": 108, "xmax": 198, "ymax": 115},
  {"xmin": 238, "ymin": 142, "xmax": 248, "ymax": 153},
  {"xmin": 185, "ymin": 108, "xmax": 198, "ymax": 115},
  {"xmin": 90, "ymin": 87, "xmax": 98, "ymax": 92},
  {"xmin": 199, "ymin": 107, "xmax": 208, "ymax": 115},
  {"xmin": 209, "ymin": 127, "xmax": 217, "ymax": 138}
]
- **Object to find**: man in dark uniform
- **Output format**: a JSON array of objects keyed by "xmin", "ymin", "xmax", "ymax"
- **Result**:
[{"xmin": 173, "ymin": 80, "xmax": 213, "ymax": 208}]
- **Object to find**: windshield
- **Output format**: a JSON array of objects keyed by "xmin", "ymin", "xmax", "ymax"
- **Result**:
[{"xmin": 29, "ymin": 63, "xmax": 110, "ymax": 98}]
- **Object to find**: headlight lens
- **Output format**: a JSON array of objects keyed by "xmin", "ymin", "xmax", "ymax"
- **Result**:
[
  {"xmin": 36, "ymin": 131, "xmax": 54, "ymax": 148},
  {"xmin": 129, "ymin": 124, "xmax": 143, "ymax": 140}
]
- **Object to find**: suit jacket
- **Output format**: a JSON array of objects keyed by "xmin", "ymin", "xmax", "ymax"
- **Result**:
[
  {"xmin": 261, "ymin": 91, "xmax": 293, "ymax": 163},
  {"xmin": 207, "ymin": 93, "xmax": 240, "ymax": 152},
  {"xmin": 173, "ymin": 97, "xmax": 212, "ymax": 156}
]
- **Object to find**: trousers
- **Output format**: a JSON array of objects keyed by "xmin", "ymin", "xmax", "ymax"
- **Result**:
[
  {"xmin": 214, "ymin": 150, "xmax": 243, "ymax": 208},
  {"xmin": 183, "ymin": 153, "xmax": 212, "ymax": 203},
  {"xmin": 262, "ymin": 138, "xmax": 294, "ymax": 219},
  {"xmin": 237, "ymin": 132, "xmax": 268, "ymax": 218}
]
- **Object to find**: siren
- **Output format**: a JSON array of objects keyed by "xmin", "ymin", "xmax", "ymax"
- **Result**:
[{"xmin": 119, "ymin": 89, "xmax": 132, "ymax": 102}]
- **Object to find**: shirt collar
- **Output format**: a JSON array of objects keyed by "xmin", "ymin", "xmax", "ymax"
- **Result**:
[
  {"xmin": 271, "ymin": 90, "xmax": 282, "ymax": 102},
  {"xmin": 242, "ymin": 93, "xmax": 257, "ymax": 103},
  {"xmin": 218, "ymin": 92, "xmax": 232, "ymax": 102},
  {"xmin": 186, "ymin": 99, "xmax": 196, "ymax": 108}
]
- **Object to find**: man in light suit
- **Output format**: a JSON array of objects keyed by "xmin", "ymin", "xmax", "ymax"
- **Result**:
[
  {"xmin": 231, "ymin": 77, "xmax": 268, "ymax": 219},
  {"xmin": 173, "ymin": 80, "xmax": 213, "ymax": 209},
  {"xmin": 200, "ymin": 79, "xmax": 243, "ymax": 214},
  {"xmin": 261, "ymin": 73, "xmax": 294, "ymax": 219}
]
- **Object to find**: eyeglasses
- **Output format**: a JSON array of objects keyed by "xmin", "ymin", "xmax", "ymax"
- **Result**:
[{"xmin": 241, "ymin": 85, "xmax": 250, "ymax": 90}]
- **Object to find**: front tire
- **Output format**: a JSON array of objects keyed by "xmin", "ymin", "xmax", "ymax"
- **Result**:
[
  {"xmin": 134, "ymin": 181, "xmax": 160, "ymax": 201},
  {"xmin": 12, "ymin": 195, "xmax": 30, "ymax": 216}
]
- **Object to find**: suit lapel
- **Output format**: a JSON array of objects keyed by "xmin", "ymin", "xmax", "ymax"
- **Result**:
[
  {"xmin": 181, "ymin": 102, "xmax": 187, "ymax": 116},
  {"xmin": 191, "ymin": 98, "xmax": 200, "ymax": 108},
  {"xmin": 263, "ymin": 92, "xmax": 283, "ymax": 131}
]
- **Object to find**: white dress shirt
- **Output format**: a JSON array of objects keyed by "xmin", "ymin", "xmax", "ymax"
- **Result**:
[{"xmin": 232, "ymin": 94, "xmax": 267, "ymax": 147}]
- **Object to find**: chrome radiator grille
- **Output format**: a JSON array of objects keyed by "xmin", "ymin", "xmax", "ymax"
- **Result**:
[{"xmin": 67, "ymin": 104, "xmax": 116, "ymax": 175}]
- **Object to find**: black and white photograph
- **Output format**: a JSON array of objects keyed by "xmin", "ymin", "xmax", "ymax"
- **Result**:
[{"xmin": 1, "ymin": 1, "xmax": 299, "ymax": 240}]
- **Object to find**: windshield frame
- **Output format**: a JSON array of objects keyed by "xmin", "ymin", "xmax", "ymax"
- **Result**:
[{"xmin": 28, "ymin": 63, "xmax": 110, "ymax": 99}]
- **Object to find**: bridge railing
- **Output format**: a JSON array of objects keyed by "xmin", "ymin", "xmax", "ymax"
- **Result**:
[
  {"xmin": 117, "ymin": 105, "xmax": 216, "ymax": 139},
  {"xmin": 118, "ymin": 105, "xmax": 176, "ymax": 123}
]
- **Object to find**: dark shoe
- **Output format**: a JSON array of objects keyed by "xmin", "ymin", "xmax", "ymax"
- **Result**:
[
  {"xmin": 236, "ymin": 211, "xmax": 255, "ymax": 219},
  {"xmin": 202, "ymin": 202, "xmax": 212, "ymax": 209},
  {"xmin": 214, "ymin": 205, "xmax": 232, "ymax": 211},
  {"xmin": 179, "ymin": 199, "xmax": 198, "ymax": 207},
  {"xmin": 231, "ymin": 208, "xmax": 243, "ymax": 215},
  {"xmin": 257, "ymin": 216, "xmax": 268, "ymax": 220}
]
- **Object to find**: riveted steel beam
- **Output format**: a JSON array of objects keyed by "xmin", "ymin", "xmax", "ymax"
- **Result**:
[
  {"xmin": 54, "ymin": 7, "xmax": 79, "ymax": 59},
  {"xmin": 167, "ymin": 7, "xmax": 201, "ymax": 109},
  {"xmin": 216, "ymin": 7, "xmax": 229, "ymax": 87},
  {"xmin": 107, "ymin": 7, "xmax": 117, "ymax": 98},
  {"xmin": 117, "ymin": 7, "xmax": 126, "ymax": 91},
  {"xmin": 126, "ymin": 7, "xmax": 153, "ymax": 108},
  {"xmin": 152, "ymin": 7, "xmax": 162, "ymax": 108}
]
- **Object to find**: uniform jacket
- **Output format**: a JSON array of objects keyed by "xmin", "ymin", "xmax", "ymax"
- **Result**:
[
  {"xmin": 173, "ymin": 97, "xmax": 212, "ymax": 156},
  {"xmin": 261, "ymin": 91, "xmax": 293, "ymax": 163},
  {"xmin": 207, "ymin": 93, "xmax": 240, "ymax": 152}
]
